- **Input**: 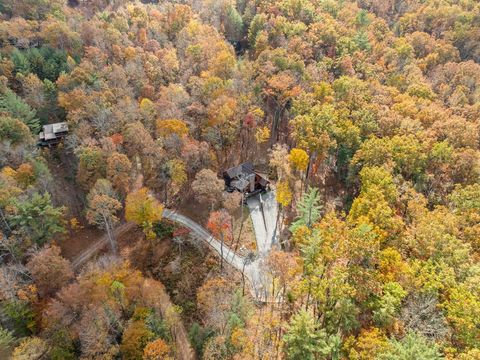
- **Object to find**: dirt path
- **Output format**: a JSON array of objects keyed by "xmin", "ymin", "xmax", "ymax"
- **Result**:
[{"xmin": 71, "ymin": 222, "xmax": 135, "ymax": 269}]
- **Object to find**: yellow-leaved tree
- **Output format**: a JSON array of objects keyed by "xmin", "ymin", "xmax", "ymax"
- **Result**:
[
  {"xmin": 125, "ymin": 188, "xmax": 164, "ymax": 239},
  {"xmin": 156, "ymin": 119, "xmax": 189, "ymax": 138},
  {"xmin": 276, "ymin": 181, "xmax": 293, "ymax": 245},
  {"xmin": 276, "ymin": 181, "xmax": 292, "ymax": 208},
  {"xmin": 289, "ymin": 148, "xmax": 309, "ymax": 172},
  {"xmin": 255, "ymin": 126, "xmax": 270, "ymax": 144}
]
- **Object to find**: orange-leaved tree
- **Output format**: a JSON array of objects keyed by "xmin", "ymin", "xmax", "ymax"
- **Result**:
[{"xmin": 143, "ymin": 338, "xmax": 173, "ymax": 360}]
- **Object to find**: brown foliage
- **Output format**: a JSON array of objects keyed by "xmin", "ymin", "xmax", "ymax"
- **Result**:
[
  {"xmin": 197, "ymin": 277, "xmax": 235, "ymax": 331},
  {"xmin": 191, "ymin": 169, "xmax": 224, "ymax": 207},
  {"xmin": 26, "ymin": 244, "xmax": 73, "ymax": 298},
  {"xmin": 106, "ymin": 152, "xmax": 132, "ymax": 194}
]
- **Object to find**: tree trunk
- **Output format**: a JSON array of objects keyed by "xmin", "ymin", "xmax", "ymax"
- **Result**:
[
  {"xmin": 0, "ymin": 208, "xmax": 11, "ymax": 233},
  {"xmin": 305, "ymin": 150, "xmax": 317, "ymax": 189},
  {"xmin": 277, "ymin": 207, "xmax": 285, "ymax": 249},
  {"xmin": 305, "ymin": 281, "xmax": 312, "ymax": 311},
  {"xmin": 300, "ymin": 170, "xmax": 305, "ymax": 198},
  {"xmin": 305, "ymin": 154, "xmax": 312, "ymax": 187},
  {"xmin": 268, "ymin": 98, "xmax": 284, "ymax": 148},
  {"xmin": 104, "ymin": 215, "xmax": 117, "ymax": 254},
  {"xmin": 275, "ymin": 205, "xmax": 281, "ymax": 240},
  {"xmin": 253, "ymin": 300, "xmax": 264, "ymax": 345},
  {"xmin": 307, "ymin": 200, "xmax": 313, "ymax": 228},
  {"xmin": 270, "ymin": 279, "xmax": 275, "ymax": 314},
  {"xmin": 230, "ymin": 217, "xmax": 235, "ymax": 248}
]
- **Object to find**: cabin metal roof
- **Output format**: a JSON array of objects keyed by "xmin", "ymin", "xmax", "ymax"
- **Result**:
[
  {"xmin": 38, "ymin": 122, "xmax": 68, "ymax": 141},
  {"xmin": 224, "ymin": 162, "xmax": 254, "ymax": 179}
]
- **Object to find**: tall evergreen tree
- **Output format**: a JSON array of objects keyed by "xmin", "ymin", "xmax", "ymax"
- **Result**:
[
  {"xmin": 283, "ymin": 310, "xmax": 319, "ymax": 360},
  {"xmin": 290, "ymin": 187, "xmax": 322, "ymax": 233},
  {"xmin": 9, "ymin": 192, "xmax": 65, "ymax": 246},
  {"xmin": 378, "ymin": 332, "xmax": 442, "ymax": 360},
  {"xmin": 0, "ymin": 89, "xmax": 40, "ymax": 133}
]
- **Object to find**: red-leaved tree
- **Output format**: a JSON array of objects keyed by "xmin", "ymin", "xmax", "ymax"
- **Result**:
[{"xmin": 206, "ymin": 209, "xmax": 233, "ymax": 270}]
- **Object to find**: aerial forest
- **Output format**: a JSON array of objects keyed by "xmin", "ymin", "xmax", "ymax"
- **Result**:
[{"xmin": 0, "ymin": 0, "xmax": 480, "ymax": 359}]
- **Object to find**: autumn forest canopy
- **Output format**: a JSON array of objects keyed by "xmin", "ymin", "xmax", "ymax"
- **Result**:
[{"xmin": 0, "ymin": 0, "xmax": 480, "ymax": 359}]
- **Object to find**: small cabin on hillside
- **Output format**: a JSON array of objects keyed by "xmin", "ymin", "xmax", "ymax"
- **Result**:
[
  {"xmin": 38, "ymin": 122, "xmax": 68, "ymax": 147},
  {"xmin": 223, "ymin": 162, "xmax": 270, "ymax": 197}
]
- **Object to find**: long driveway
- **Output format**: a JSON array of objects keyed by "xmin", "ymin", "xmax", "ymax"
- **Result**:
[{"xmin": 246, "ymin": 191, "xmax": 279, "ymax": 256}]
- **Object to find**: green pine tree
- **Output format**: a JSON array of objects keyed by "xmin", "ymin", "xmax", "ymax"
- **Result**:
[
  {"xmin": 378, "ymin": 332, "xmax": 443, "ymax": 360},
  {"xmin": 9, "ymin": 192, "xmax": 66, "ymax": 246},
  {"xmin": 290, "ymin": 187, "xmax": 322, "ymax": 233},
  {"xmin": 283, "ymin": 310, "xmax": 320, "ymax": 360},
  {"xmin": 0, "ymin": 89, "xmax": 40, "ymax": 133}
]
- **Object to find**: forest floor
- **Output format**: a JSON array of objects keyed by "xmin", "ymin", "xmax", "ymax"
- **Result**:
[
  {"xmin": 134, "ymin": 233, "xmax": 227, "ymax": 324},
  {"xmin": 43, "ymin": 147, "xmax": 85, "ymax": 219},
  {"xmin": 45, "ymin": 148, "xmax": 110, "ymax": 262},
  {"xmin": 69, "ymin": 222, "xmax": 136, "ymax": 269},
  {"xmin": 59, "ymin": 225, "xmax": 102, "ymax": 260}
]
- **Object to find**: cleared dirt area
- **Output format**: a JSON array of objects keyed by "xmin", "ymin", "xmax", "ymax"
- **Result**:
[
  {"xmin": 43, "ymin": 148, "xmax": 86, "ymax": 219},
  {"xmin": 175, "ymin": 194, "xmax": 211, "ymax": 224},
  {"xmin": 58, "ymin": 225, "xmax": 102, "ymax": 260}
]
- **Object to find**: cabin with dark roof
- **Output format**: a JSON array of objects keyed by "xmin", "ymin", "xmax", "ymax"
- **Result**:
[{"xmin": 223, "ymin": 162, "xmax": 270, "ymax": 197}]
